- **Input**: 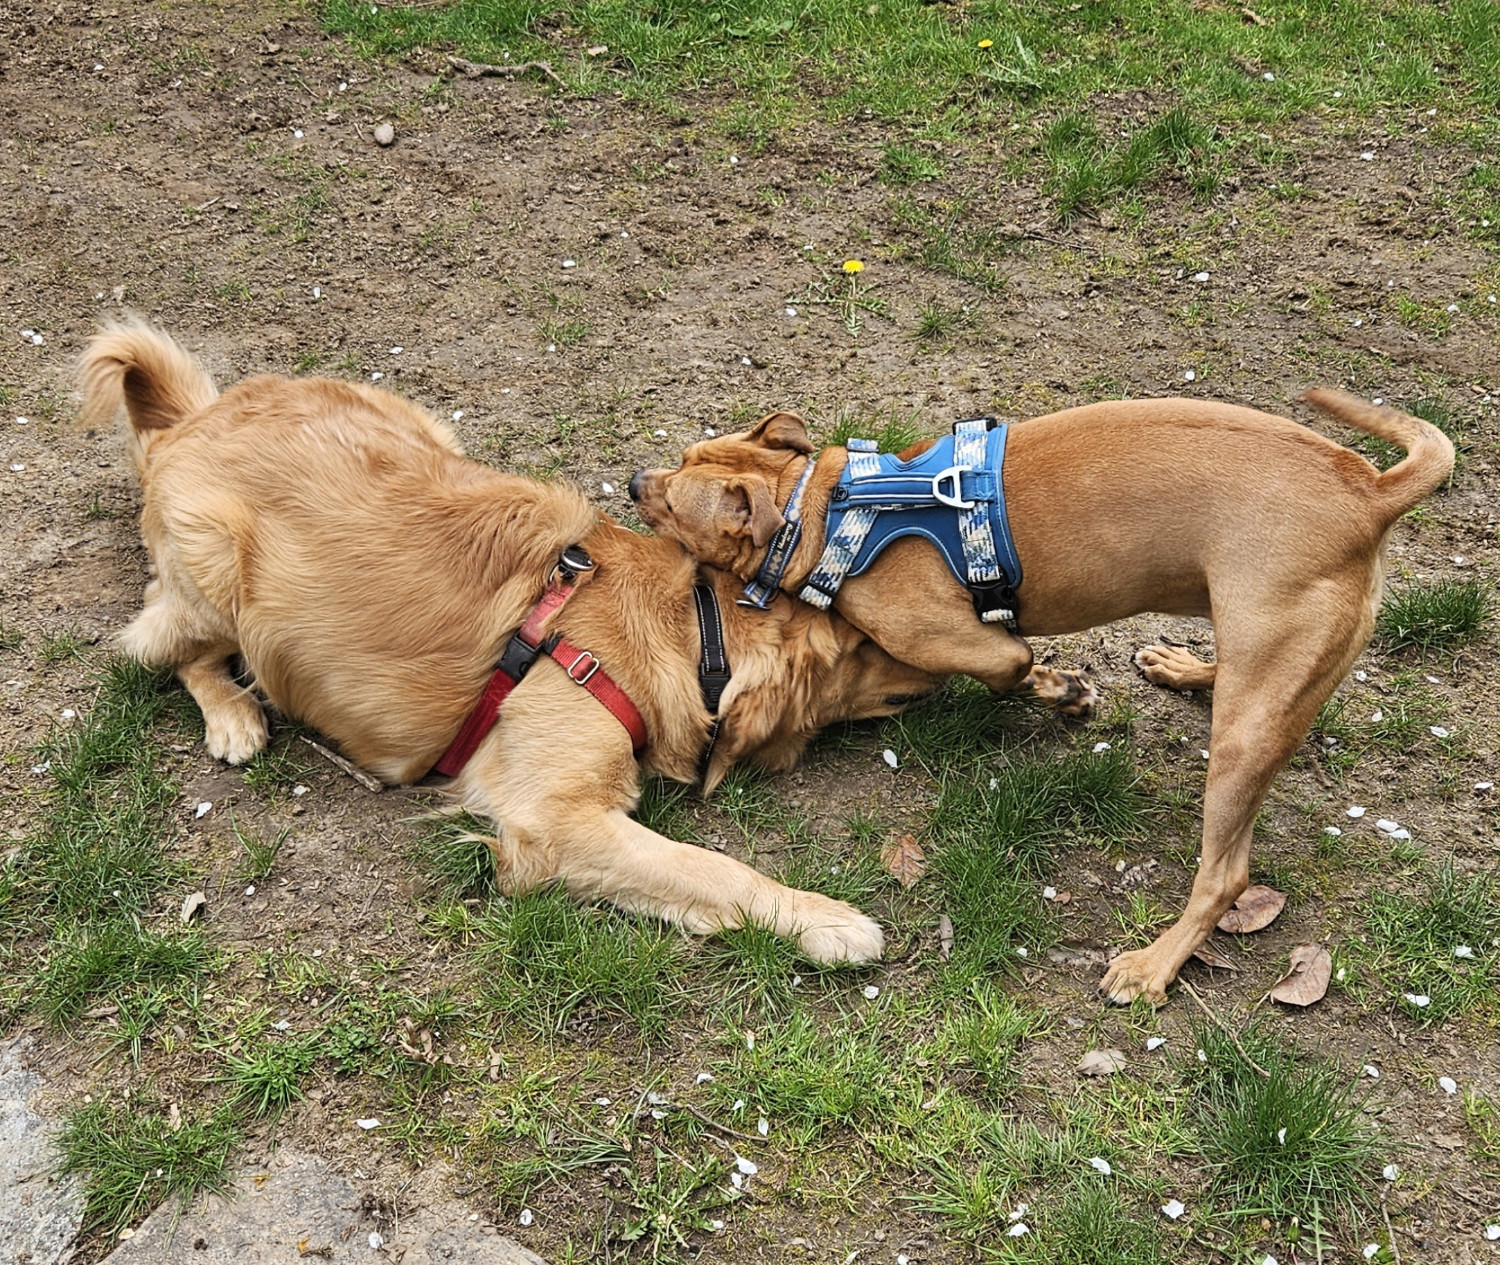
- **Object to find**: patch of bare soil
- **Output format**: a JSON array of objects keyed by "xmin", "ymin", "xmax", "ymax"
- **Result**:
[{"xmin": 2, "ymin": 3, "xmax": 1498, "ymax": 1263}]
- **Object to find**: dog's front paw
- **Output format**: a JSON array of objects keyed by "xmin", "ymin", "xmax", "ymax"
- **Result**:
[
  {"xmin": 204, "ymin": 702, "xmax": 269, "ymax": 765},
  {"xmin": 1098, "ymin": 948, "xmax": 1173, "ymax": 1007},
  {"xmin": 794, "ymin": 897, "xmax": 885, "ymax": 965},
  {"xmin": 1025, "ymin": 667, "xmax": 1099, "ymax": 719}
]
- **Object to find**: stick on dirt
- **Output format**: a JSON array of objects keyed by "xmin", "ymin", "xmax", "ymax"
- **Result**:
[
  {"xmin": 1181, "ymin": 979, "xmax": 1270, "ymax": 1078},
  {"xmin": 299, "ymin": 736, "xmax": 384, "ymax": 794},
  {"xmin": 445, "ymin": 54, "xmax": 564, "ymax": 87}
]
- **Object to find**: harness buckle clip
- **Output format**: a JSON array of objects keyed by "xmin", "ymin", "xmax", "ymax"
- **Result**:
[
  {"xmin": 931, "ymin": 465, "xmax": 975, "ymax": 510},
  {"xmin": 565, "ymin": 649, "xmax": 601, "ymax": 685}
]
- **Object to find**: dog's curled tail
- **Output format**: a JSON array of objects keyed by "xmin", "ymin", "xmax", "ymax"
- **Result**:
[
  {"xmin": 1302, "ymin": 387, "xmax": 1455, "ymax": 521},
  {"xmin": 79, "ymin": 319, "xmax": 218, "ymax": 476}
]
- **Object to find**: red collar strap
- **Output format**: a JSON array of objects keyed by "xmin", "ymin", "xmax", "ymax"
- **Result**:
[{"xmin": 431, "ymin": 548, "xmax": 648, "ymax": 777}]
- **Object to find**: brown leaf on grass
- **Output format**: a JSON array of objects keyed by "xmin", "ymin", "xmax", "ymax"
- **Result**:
[
  {"xmin": 1077, "ymin": 1048, "xmax": 1127, "ymax": 1077},
  {"xmin": 1191, "ymin": 940, "xmax": 1240, "ymax": 971},
  {"xmin": 881, "ymin": 834, "xmax": 927, "ymax": 887},
  {"xmin": 1268, "ymin": 943, "xmax": 1332, "ymax": 1007},
  {"xmin": 937, "ymin": 914, "xmax": 954, "ymax": 961},
  {"xmin": 1216, "ymin": 884, "xmax": 1287, "ymax": 934}
]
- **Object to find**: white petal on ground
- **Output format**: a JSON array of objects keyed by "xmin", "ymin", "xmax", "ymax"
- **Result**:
[
  {"xmin": 1383, "ymin": 1163, "xmax": 1400, "ymax": 1180},
  {"xmin": 1093, "ymin": 741, "xmax": 1111, "ymax": 753},
  {"xmin": 1007, "ymin": 1223, "xmax": 1030, "ymax": 1237},
  {"xmin": 882, "ymin": 749, "xmax": 899, "ymax": 768},
  {"xmin": 1404, "ymin": 993, "xmax": 1431, "ymax": 1008},
  {"xmin": 1146, "ymin": 1037, "xmax": 1166, "ymax": 1051},
  {"xmin": 735, "ymin": 1155, "xmax": 759, "ymax": 1176},
  {"xmin": 1455, "ymin": 945, "xmax": 1474, "ymax": 959},
  {"xmin": 1375, "ymin": 819, "xmax": 1399, "ymax": 834},
  {"xmin": 1347, "ymin": 805, "xmax": 1367, "ymax": 818},
  {"xmin": 195, "ymin": 801, "xmax": 212, "ymax": 818},
  {"xmin": 1364, "ymin": 1064, "xmax": 1380, "ymax": 1079},
  {"xmin": 862, "ymin": 985, "xmax": 880, "ymax": 1000},
  {"xmin": 1162, "ymin": 1199, "xmax": 1186, "ymax": 1220},
  {"xmin": 1088, "ymin": 1156, "xmax": 1112, "ymax": 1175},
  {"xmin": 519, "ymin": 1209, "xmax": 534, "ymax": 1227},
  {"xmin": 1430, "ymin": 725, "xmax": 1450, "ymax": 738},
  {"xmin": 356, "ymin": 1118, "xmax": 380, "ymax": 1129},
  {"xmin": 1439, "ymin": 1076, "xmax": 1458, "ymax": 1094}
]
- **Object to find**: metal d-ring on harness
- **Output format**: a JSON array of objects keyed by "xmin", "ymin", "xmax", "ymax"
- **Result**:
[{"xmin": 798, "ymin": 417, "xmax": 1023, "ymax": 629}]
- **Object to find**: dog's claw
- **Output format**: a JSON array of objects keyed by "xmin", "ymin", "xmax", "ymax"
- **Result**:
[{"xmin": 1098, "ymin": 949, "xmax": 1171, "ymax": 1007}]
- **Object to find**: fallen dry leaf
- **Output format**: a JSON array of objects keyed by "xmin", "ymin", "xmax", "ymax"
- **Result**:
[
  {"xmin": 937, "ymin": 913, "xmax": 954, "ymax": 961},
  {"xmin": 1216, "ymin": 884, "xmax": 1286, "ymax": 934},
  {"xmin": 180, "ymin": 890, "xmax": 206, "ymax": 923},
  {"xmin": 1268, "ymin": 943, "xmax": 1332, "ymax": 1006},
  {"xmin": 1191, "ymin": 940, "xmax": 1240, "ymax": 971},
  {"xmin": 881, "ymin": 833, "xmax": 927, "ymax": 888},
  {"xmin": 1052, "ymin": 890, "xmax": 1072, "ymax": 905},
  {"xmin": 1077, "ymin": 1048, "xmax": 1126, "ymax": 1077}
]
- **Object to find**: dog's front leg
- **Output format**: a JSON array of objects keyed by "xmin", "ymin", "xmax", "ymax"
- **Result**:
[{"xmin": 543, "ymin": 808, "xmax": 885, "ymax": 966}]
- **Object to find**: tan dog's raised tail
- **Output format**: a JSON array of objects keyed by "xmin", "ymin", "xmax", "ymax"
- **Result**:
[
  {"xmin": 629, "ymin": 393, "xmax": 1454, "ymax": 1003},
  {"xmin": 80, "ymin": 321, "xmax": 940, "ymax": 965}
]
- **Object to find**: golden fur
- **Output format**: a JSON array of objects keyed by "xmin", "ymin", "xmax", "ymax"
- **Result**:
[
  {"xmin": 629, "ymin": 393, "xmax": 1455, "ymax": 1002},
  {"xmin": 81, "ymin": 321, "xmax": 938, "ymax": 964}
]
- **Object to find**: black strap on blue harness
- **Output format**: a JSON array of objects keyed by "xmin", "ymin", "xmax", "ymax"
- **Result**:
[
  {"xmin": 737, "ymin": 457, "xmax": 815, "ymax": 609},
  {"xmin": 692, "ymin": 580, "xmax": 732, "ymax": 782}
]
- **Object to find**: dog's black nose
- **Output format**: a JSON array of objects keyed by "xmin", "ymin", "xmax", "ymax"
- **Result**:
[{"xmin": 628, "ymin": 471, "xmax": 646, "ymax": 502}]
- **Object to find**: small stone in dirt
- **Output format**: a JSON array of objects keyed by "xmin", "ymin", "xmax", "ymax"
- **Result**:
[
  {"xmin": 1077, "ymin": 1048, "xmax": 1126, "ymax": 1077},
  {"xmin": 374, "ymin": 122, "xmax": 395, "ymax": 147},
  {"xmin": 562, "ymin": 259, "xmax": 576, "ymax": 269}
]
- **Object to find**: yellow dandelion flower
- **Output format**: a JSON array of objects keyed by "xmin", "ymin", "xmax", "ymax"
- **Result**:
[
  {"xmin": 843, "ymin": 259, "xmax": 865, "ymax": 274},
  {"xmin": 978, "ymin": 38, "xmax": 993, "ymax": 49}
]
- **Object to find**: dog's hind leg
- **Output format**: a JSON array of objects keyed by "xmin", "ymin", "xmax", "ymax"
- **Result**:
[
  {"xmin": 1134, "ymin": 644, "xmax": 1217, "ymax": 691},
  {"xmin": 1100, "ymin": 581, "xmax": 1372, "ymax": 1005}
]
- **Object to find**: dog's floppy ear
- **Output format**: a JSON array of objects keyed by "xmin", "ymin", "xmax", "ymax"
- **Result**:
[
  {"xmin": 722, "ymin": 478, "xmax": 785, "ymax": 548},
  {"xmin": 746, "ymin": 411, "xmax": 814, "ymax": 454}
]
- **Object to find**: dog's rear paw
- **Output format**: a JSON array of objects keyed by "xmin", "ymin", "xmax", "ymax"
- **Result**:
[
  {"xmin": 795, "ymin": 898, "xmax": 885, "ymax": 965},
  {"xmin": 204, "ymin": 703, "xmax": 269, "ymax": 765},
  {"xmin": 1026, "ymin": 666, "xmax": 1099, "ymax": 719},
  {"xmin": 1134, "ymin": 644, "xmax": 1216, "ymax": 692},
  {"xmin": 1098, "ymin": 948, "xmax": 1171, "ymax": 1007}
]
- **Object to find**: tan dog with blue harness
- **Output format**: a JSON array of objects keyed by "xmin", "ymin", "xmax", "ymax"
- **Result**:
[{"xmin": 628, "ymin": 392, "xmax": 1454, "ymax": 1004}]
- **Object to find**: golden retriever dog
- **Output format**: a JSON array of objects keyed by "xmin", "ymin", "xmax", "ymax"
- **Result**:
[
  {"xmin": 80, "ymin": 322, "xmax": 939, "ymax": 964},
  {"xmin": 627, "ymin": 394, "xmax": 1454, "ymax": 1002}
]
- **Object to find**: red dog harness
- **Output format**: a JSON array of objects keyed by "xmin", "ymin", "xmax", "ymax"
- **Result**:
[{"xmin": 432, "ymin": 546, "xmax": 647, "ymax": 777}]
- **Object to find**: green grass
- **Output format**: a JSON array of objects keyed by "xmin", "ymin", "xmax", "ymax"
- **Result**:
[
  {"xmin": 880, "ymin": 141, "xmax": 942, "ymax": 186},
  {"xmin": 56, "ymin": 1096, "xmax": 240, "ymax": 1236},
  {"xmin": 325, "ymin": 0, "xmax": 1500, "ymax": 138},
  {"xmin": 823, "ymin": 407, "xmax": 927, "ymax": 454},
  {"xmin": 32, "ymin": 921, "xmax": 213, "ymax": 1024},
  {"xmin": 1184, "ymin": 1020, "xmax": 1384, "ymax": 1229},
  {"xmin": 1042, "ymin": 107, "xmax": 1218, "ymax": 220},
  {"xmin": 472, "ymin": 888, "xmax": 689, "ymax": 1041},
  {"xmin": 217, "ymin": 1035, "xmax": 321, "ymax": 1117},
  {"xmin": 232, "ymin": 814, "xmax": 290, "ymax": 881},
  {"xmin": 1376, "ymin": 578, "xmax": 1492, "ymax": 654},
  {"xmin": 1357, "ymin": 857, "xmax": 1500, "ymax": 1023}
]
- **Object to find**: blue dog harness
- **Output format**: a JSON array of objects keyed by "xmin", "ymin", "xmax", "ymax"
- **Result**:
[{"xmin": 799, "ymin": 418, "xmax": 1022, "ymax": 628}]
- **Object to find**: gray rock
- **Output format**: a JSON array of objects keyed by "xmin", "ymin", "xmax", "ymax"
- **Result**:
[
  {"xmin": 0, "ymin": 1036, "xmax": 86, "ymax": 1265},
  {"xmin": 101, "ymin": 1148, "xmax": 545, "ymax": 1264},
  {"xmin": 373, "ymin": 123, "xmax": 395, "ymax": 147}
]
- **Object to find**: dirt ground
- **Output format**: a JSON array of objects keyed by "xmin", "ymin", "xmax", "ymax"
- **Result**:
[{"xmin": 2, "ymin": 2, "xmax": 1498, "ymax": 1262}]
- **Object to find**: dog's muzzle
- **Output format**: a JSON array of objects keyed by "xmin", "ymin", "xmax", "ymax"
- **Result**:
[{"xmin": 628, "ymin": 471, "xmax": 648, "ymax": 502}]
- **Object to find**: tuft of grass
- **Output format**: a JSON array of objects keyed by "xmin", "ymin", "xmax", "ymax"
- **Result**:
[
  {"xmin": 1465, "ymin": 1091, "xmax": 1500, "ymax": 1178},
  {"xmin": 472, "ymin": 888, "xmax": 688, "ymax": 1041},
  {"xmin": 917, "ymin": 982, "xmax": 1047, "ymax": 1100},
  {"xmin": 217, "ymin": 1036, "xmax": 321, "ymax": 1117},
  {"xmin": 33, "ymin": 922, "xmax": 213, "ymax": 1023},
  {"xmin": 1043, "ymin": 108, "xmax": 1217, "ymax": 221},
  {"xmin": 57, "ymin": 1096, "xmax": 239, "ymax": 1236},
  {"xmin": 409, "ymin": 810, "xmax": 500, "ymax": 903},
  {"xmin": 240, "ymin": 742, "xmax": 309, "ymax": 793},
  {"xmin": 538, "ymin": 316, "xmax": 591, "ymax": 347},
  {"xmin": 824, "ymin": 408, "xmax": 927, "ymax": 454},
  {"xmin": 617, "ymin": 1147, "xmax": 737, "ymax": 1260},
  {"xmin": 1312, "ymin": 676, "xmax": 1453, "ymax": 772},
  {"xmin": 0, "ymin": 617, "xmax": 24, "ymax": 650},
  {"xmin": 1377, "ymin": 578, "xmax": 1492, "ymax": 653},
  {"xmin": 1002, "ymin": 1182, "xmax": 1162, "ymax": 1264},
  {"xmin": 915, "ymin": 299, "xmax": 976, "ymax": 343},
  {"xmin": 1184, "ymin": 1019, "xmax": 1384, "ymax": 1228},
  {"xmin": 879, "ymin": 141, "xmax": 942, "ymax": 186},
  {"xmin": 38, "ymin": 625, "xmax": 90, "ymax": 665},
  {"xmin": 1358, "ymin": 857, "xmax": 1500, "ymax": 1023},
  {"xmin": 232, "ymin": 814, "xmax": 290, "ymax": 881}
]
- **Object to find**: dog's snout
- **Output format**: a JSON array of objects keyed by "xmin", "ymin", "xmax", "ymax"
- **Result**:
[{"xmin": 628, "ymin": 471, "xmax": 647, "ymax": 502}]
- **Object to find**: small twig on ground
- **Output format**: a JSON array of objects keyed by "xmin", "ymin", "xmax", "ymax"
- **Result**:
[
  {"xmin": 445, "ymin": 54, "xmax": 564, "ymax": 87},
  {"xmin": 299, "ymin": 736, "xmax": 384, "ymax": 793},
  {"xmin": 671, "ymin": 1102, "xmax": 759, "ymax": 1143},
  {"xmin": 1180, "ymin": 979, "xmax": 1270, "ymax": 1078},
  {"xmin": 1382, "ymin": 1192, "xmax": 1403, "ymax": 1265}
]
